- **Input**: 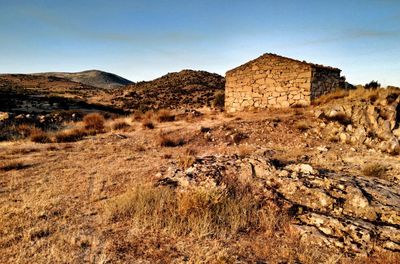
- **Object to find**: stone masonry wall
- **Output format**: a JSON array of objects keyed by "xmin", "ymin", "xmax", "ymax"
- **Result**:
[
  {"xmin": 311, "ymin": 67, "xmax": 341, "ymax": 100},
  {"xmin": 225, "ymin": 55, "xmax": 312, "ymax": 112}
]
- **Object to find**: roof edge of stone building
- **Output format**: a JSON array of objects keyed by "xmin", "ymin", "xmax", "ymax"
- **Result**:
[{"xmin": 226, "ymin": 53, "xmax": 341, "ymax": 75}]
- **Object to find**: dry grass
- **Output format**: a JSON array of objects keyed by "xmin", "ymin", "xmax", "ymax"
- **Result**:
[
  {"xmin": 141, "ymin": 119, "xmax": 155, "ymax": 129},
  {"xmin": 54, "ymin": 129, "xmax": 88, "ymax": 143},
  {"xmin": 178, "ymin": 148, "xmax": 197, "ymax": 169},
  {"xmin": 156, "ymin": 109, "xmax": 175, "ymax": 122},
  {"xmin": 105, "ymin": 179, "xmax": 280, "ymax": 238},
  {"xmin": 16, "ymin": 124, "xmax": 38, "ymax": 138},
  {"xmin": 159, "ymin": 133, "xmax": 185, "ymax": 147},
  {"xmin": 111, "ymin": 120, "xmax": 131, "ymax": 131},
  {"xmin": 30, "ymin": 129, "xmax": 52, "ymax": 143},
  {"xmin": 131, "ymin": 111, "xmax": 143, "ymax": 121},
  {"xmin": 312, "ymin": 89, "xmax": 349, "ymax": 105},
  {"xmin": 362, "ymin": 163, "xmax": 387, "ymax": 179},
  {"xmin": 83, "ymin": 113, "xmax": 105, "ymax": 131}
]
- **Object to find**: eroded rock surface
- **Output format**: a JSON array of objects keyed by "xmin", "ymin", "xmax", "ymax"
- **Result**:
[
  {"xmin": 317, "ymin": 92, "xmax": 400, "ymax": 155},
  {"xmin": 159, "ymin": 154, "xmax": 400, "ymax": 256}
]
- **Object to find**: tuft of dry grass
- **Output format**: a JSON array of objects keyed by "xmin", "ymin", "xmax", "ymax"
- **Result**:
[
  {"xmin": 312, "ymin": 89, "xmax": 349, "ymax": 105},
  {"xmin": 83, "ymin": 113, "xmax": 105, "ymax": 131},
  {"xmin": 131, "ymin": 111, "xmax": 143, "ymax": 121},
  {"xmin": 178, "ymin": 149, "xmax": 197, "ymax": 169},
  {"xmin": 16, "ymin": 124, "xmax": 38, "ymax": 138},
  {"xmin": 156, "ymin": 109, "xmax": 175, "ymax": 122},
  {"xmin": 142, "ymin": 119, "xmax": 155, "ymax": 129},
  {"xmin": 105, "ymin": 179, "xmax": 280, "ymax": 238},
  {"xmin": 159, "ymin": 133, "xmax": 185, "ymax": 147},
  {"xmin": 54, "ymin": 129, "xmax": 88, "ymax": 143},
  {"xmin": 362, "ymin": 163, "xmax": 388, "ymax": 179},
  {"xmin": 111, "ymin": 120, "xmax": 131, "ymax": 131},
  {"xmin": 30, "ymin": 129, "xmax": 52, "ymax": 143}
]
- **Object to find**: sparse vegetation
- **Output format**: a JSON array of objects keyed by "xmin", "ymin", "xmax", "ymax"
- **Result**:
[
  {"xmin": 156, "ymin": 109, "xmax": 175, "ymax": 122},
  {"xmin": 178, "ymin": 149, "xmax": 197, "ymax": 169},
  {"xmin": 141, "ymin": 119, "xmax": 155, "ymax": 129},
  {"xmin": 111, "ymin": 120, "xmax": 130, "ymax": 130},
  {"xmin": 54, "ymin": 129, "xmax": 88, "ymax": 143},
  {"xmin": 159, "ymin": 133, "xmax": 185, "ymax": 147},
  {"xmin": 362, "ymin": 163, "xmax": 387, "ymax": 179},
  {"xmin": 213, "ymin": 91, "xmax": 225, "ymax": 109},
  {"xmin": 30, "ymin": 129, "xmax": 52, "ymax": 143},
  {"xmin": 365, "ymin": 80, "xmax": 381, "ymax": 89},
  {"xmin": 106, "ymin": 179, "xmax": 282, "ymax": 238},
  {"xmin": 131, "ymin": 111, "xmax": 143, "ymax": 121},
  {"xmin": 83, "ymin": 113, "xmax": 105, "ymax": 131},
  {"xmin": 312, "ymin": 89, "xmax": 349, "ymax": 105}
]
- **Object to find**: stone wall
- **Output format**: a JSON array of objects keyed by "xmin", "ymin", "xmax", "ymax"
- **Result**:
[
  {"xmin": 225, "ymin": 54, "xmax": 341, "ymax": 112},
  {"xmin": 311, "ymin": 67, "xmax": 341, "ymax": 100}
]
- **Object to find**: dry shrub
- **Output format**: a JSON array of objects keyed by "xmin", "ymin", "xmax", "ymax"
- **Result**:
[
  {"xmin": 30, "ymin": 129, "xmax": 52, "ymax": 143},
  {"xmin": 178, "ymin": 149, "xmax": 197, "ymax": 169},
  {"xmin": 105, "ymin": 178, "xmax": 279, "ymax": 238},
  {"xmin": 312, "ymin": 89, "xmax": 349, "ymax": 105},
  {"xmin": 142, "ymin": 119, "xmax": 155, "ymax": 129},
  {"xmin": 83, "ymin": 113, "xmax": 105, "ymax": 131},
  {"xmin": 347, "ymin": 87, "xmax": 385, "ymax": 102},
  {"xmin": 111, "ymin": 120, "xmax": 131, "ymax": 131},
  {"xmin": 17, "ymin": 124, "xmax": 38, "ymax": 138},
  {"xmin": 362, "ymin": 163, "xmax": 387, "ymax": 179},
  {"xmin": 131, "ymin": 111, "xmax": 143, "ymax": 121},
  {"xmin": 54, "ymin": 129, "xmax": 88, "ymax": 143},
  {"xmin": 157, "ymin": 109, "xmax": 175, "ymax": 122},
  {"xmin": 159, "ymin": 133, "xmax": 185, "ymax": 147},
  {"xmin": 213, "ymin": 91, "xmax": 225, "ymax": 109}
]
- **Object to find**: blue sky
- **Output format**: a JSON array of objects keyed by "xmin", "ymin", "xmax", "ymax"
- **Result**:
[{"xmin": 0, "ymin": 0, "xmax": 399, "ymax": 86}]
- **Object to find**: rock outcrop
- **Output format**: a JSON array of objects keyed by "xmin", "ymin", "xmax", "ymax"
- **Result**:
[
  {"xmin": 158, "ymin": 154, "xmax": 400, "ymax": 256},
  {"xmin": 316, "ymin": 90, "xmax": 400, "ymax": 155}
]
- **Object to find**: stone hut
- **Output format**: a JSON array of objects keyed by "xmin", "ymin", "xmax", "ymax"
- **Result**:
[{"xmin": 225, "ymin": 53, "xmax": 342, "ymax": 112}]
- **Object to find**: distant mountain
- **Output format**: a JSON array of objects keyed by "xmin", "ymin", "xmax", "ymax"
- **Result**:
[
  {"xmin": 117, "ymin": 69, "xmax": 225, "ymax": 110},
  {"xmin": 34, "ymin": 70, "xmax": 133, "ymax": 89}
]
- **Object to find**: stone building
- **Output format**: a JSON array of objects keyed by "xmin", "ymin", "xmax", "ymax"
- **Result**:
[{"xmin": 225, "ymin": 53, "xmax": 342, "ymax": 112}]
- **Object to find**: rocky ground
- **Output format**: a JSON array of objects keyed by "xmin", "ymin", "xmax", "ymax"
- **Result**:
[{"xmin": 1, "ymin": 89, "xmax": 399, "ymax": 263}]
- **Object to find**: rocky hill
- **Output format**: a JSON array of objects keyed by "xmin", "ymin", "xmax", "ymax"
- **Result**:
[
  {"xmin": 0, "ymin": 74, "xmax": 119, "ymax": 113},
  {"xmin": 33, "ymin": 70, "xmax": 133, "ymax": 89},
  {"xmin": 115, "ymin": 70, "xmax": 225, "ymax": 111}
]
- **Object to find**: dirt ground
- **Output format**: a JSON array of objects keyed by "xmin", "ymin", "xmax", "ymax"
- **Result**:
[{"xmin": 1, "ymin": 107, "xmax": 399, "ymax": 263}]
